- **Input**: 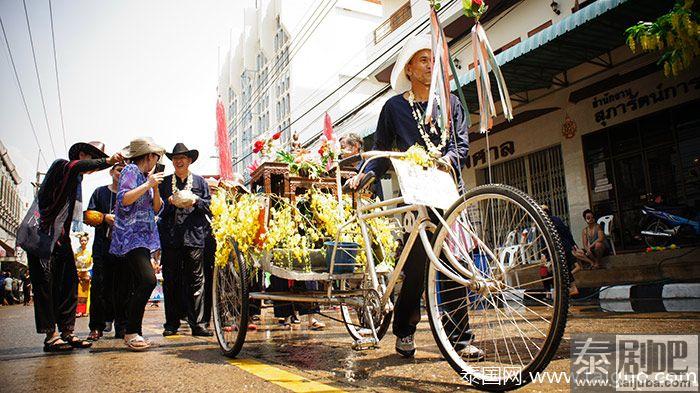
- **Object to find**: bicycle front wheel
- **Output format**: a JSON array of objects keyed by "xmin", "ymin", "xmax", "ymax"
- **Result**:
[{"xmin": 425, "ymin": 184, "xmax": 569, "ymax": 391}]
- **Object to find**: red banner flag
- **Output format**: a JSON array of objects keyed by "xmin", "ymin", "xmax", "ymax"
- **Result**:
[
  {"xmin": 323, "ymin": 112, "xmax": 334, "ymax": 141},
  {"xmin": 216, "ymin": 100, "xmax": 233, "ymax": 180}
]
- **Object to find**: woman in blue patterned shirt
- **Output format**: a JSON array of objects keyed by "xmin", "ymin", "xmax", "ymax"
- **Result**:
[{"xmin": 110, "ymin": 138, "xmax": 165, "ymax": 351}]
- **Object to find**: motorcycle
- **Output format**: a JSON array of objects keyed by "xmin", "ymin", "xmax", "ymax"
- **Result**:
[{"xmin": 640, "ymin": 197, "xmax": 700, "ymax": 248}]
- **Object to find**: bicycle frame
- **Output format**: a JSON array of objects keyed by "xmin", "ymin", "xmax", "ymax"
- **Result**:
[
  {"xmin": 250, "ymin": 151, "xmax": 505, "ymax": 312},
  {"xmin": 340, "ymin": 152, "xmax": 506, "ymax": 312}
]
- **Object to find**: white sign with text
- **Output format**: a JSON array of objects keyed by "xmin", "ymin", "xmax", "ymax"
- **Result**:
[{"xmin": 390, "ymin": 158, "xmax": 459, "ymax": 210}]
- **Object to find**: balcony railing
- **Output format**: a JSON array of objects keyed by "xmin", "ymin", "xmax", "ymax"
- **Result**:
[{"xmin": 373, "ymin": 1, "xmax": 412, "ymax": 44}]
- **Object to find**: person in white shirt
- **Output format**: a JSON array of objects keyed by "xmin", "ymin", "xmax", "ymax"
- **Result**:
[{"xmin": 4, "ymin": 273, "xmax": 14, "ymax": 305}]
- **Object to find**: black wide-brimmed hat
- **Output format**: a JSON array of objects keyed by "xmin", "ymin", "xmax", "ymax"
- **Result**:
[
  {"xmin": 165, "ymin": 143, "xmax": 199, "ymax": 163},
  {"xmin": 68, "ymin": 141, "xmax": 109, "ymax": 161}
]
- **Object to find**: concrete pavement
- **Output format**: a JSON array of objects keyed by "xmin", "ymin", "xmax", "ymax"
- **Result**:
[{"xmin": 0, "ymin": 302, "xmax": 698, "ymax": 392}]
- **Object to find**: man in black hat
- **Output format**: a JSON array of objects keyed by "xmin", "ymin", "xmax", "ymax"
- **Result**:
[
  {"xmin": 157, "ymin": 143, "xmax": 212, "ymax": 336},
  {"xmin": 22, "ymin": 141, "xmax": 123, "ymax": 351}
]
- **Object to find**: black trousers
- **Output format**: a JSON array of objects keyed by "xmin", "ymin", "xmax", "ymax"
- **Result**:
[
  {"xmin": 203, "ymin": 236, "xmax": 215, "ymax": 327},
  {"xmin": 88, "ymin": 253, "xmax": 116, "ymax": 331},
  {"xmin": 27, "ymin": 240, "xmax": 78, "ymax": 334},
  {"xmin": 4, "ymin": 290, "xmax": 15, "ymax": 305},
  {"xmin": 23, "ymin": 285, "xmax": 31, "ymax": 305},
  {"xmin": 113, "ymin": 258, "xmax": 131, "ymax": 334},
  {"xmin": 161, "ymin": 246, "xmax": 206, "ymax": 331},
  {"xmin": 392, "ymin": 220, "xmax": 472, "ymax": 341},
  {"xmin": 269, "ymin": 276, "xmax": 319, "ymax": 318},
  {"xmin": 124, "ymin": 248, "xmax": 157, "ymax": 335}
]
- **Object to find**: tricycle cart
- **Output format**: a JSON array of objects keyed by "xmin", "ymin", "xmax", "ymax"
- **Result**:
[{"xmin": 211, "ymin": 151, "xmax": 570, "ymax": 391}]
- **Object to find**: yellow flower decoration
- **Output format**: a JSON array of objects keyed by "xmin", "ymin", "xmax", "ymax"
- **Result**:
[{"xmin": 403, "ymin": 145, "xmax": 435, "ymax": 168}]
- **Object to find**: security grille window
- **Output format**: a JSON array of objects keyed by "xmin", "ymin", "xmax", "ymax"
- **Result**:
[{"xmin": 478, "ymin": 144, "xmax": 570, "ymax": 225}]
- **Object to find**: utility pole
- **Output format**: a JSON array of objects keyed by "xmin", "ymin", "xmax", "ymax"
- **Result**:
[{"xmin": 32, "ymin": 149, "xmax": 45, "ymax": 196}]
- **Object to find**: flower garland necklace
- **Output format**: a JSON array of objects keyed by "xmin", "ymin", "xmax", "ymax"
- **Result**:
[
  {"xmin": 172, "ymin": 171, "xmax": 193, "ymax": 192},
  {"xmin": 407, "ymin": 90, "xmax": 449, "ymax": 157}
]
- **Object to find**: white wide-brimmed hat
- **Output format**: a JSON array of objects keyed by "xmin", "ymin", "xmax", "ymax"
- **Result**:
[
  {"xmin": 120, "ymin": 137, "xmax": 165, "ymax": 159},
  {"xmin": 390, "ymin": 34, "xmax": 432, "ymax": 93}
]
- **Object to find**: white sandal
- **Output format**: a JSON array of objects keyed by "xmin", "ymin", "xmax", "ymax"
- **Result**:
[
  {"xmin": 125, "ymin": 335, "xmax": 150, "ymax": 351},
  {"xmin": 308, "ymin": 318, "xmax": 326, "ymax": 331}
]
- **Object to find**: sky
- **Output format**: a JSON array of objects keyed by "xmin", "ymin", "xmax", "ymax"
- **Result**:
[{"xmin": 0, "ymin": 0, "xmax": 250, "ymax": 207}]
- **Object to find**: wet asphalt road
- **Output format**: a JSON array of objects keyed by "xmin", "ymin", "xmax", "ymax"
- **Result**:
[{"xmin": 1, "ymin": 303, "xmax": 698, "ymax": 392}]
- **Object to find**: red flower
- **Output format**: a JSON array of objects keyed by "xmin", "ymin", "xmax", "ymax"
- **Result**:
[
  {"xmin": 253, "ymin": 140, "xmax": 265, "ymax": 153},
  {"xmin": 272, "ymin": 131, "xmax": 282, "ymax": 140},
  {"xmin": 318, "ymin": 146, "xmax": 325, "ymax": 155},
  {"xmin": 472, "ymin": 0, "xmax": 483, "ymax": 6}
]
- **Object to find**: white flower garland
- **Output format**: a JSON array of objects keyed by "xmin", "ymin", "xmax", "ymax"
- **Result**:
[
  {"xmin": 172, "ymin": 172, "xmax": 193, "ymax": 193},
  {"xmin": 407, "ymin": 90, "xmax": 449, "ymax": 157}
]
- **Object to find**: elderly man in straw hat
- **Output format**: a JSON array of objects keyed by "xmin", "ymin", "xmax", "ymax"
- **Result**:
[
  {"xmin": 347, "ymin": 35, "xmax": 481, "ymax": 360},
  {"xmin": 157, "ymin": 143, "xmax": 213, "ymax": 337},
  {"xmin": 20, "ymin": 141, "xmax": 123, "ymax": 352},
  {"xmin": 109, "ymin": 137, "xmax": 166, "ymax": 351}
]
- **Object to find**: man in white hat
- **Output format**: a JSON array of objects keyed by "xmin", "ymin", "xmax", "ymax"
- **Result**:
[{"xmin": 347, "ymin": 35, "xmax": 480, "ymax": 360}]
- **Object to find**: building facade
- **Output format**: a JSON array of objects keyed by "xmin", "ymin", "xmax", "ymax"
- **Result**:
[
  {"xmin": 217, "ymin": 0, "xmax": 384, "ymax": 176},
  {"xmin": 327, "ymin": 0, "xmax": 698, "ymax": 252},
  {"xmin": 216, "ymin": 0, "xmax": 697, "ymax": 253},
  {"xmin": 0, "ymin": 140, "xmax": 26, "ymax": 273}
]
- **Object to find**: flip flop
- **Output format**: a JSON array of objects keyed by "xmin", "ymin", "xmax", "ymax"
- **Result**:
[
  {"xmin": 61, "ymin": 334, "xmax": 93, "ymax": 349},
  {"xmin": 125, "ymin": 335, "xmax": 150, "ymax": 352},
  {"xmin": 309, "ymin": 320, "xmax": 326, "ymax": 331}
]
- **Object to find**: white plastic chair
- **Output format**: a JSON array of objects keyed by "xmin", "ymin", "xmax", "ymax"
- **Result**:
[
  {"xmin": 505, "ymin": 230, "xmax": 517, "ymax": 247},
  {"xmin": 519, "ymin": 226, "xmax": 539, "ymax": 264},
  {"xmin": 499, "ymin": 245, "xmax": 522, "ymax": 287},
  {"xmin": 597, "ymin": 215, "xmax": 616, "ymax": 255}
]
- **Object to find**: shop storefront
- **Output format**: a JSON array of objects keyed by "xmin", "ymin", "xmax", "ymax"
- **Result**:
[
  {"xmin": 583, "ymin": 99, "xmax": 700, "ymax": 249},
  {"xmin": 462, "ymin": 57, "xmax": 700, "ymax": 252}
]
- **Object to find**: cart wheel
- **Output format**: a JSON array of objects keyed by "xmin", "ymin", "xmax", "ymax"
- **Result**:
[
  {"xmin": 213, "ymin": 243, "xmax": 249, "ymax": 358},
  {"xmin": 426, "ymin": 184, "xmax": 569, "ymax": 391}
]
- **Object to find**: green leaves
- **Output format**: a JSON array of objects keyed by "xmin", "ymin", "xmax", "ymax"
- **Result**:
[
  {"xmin": 625, "ymin": 0, "xmax": 699, "ymax": 77},
  {"xmin": 462, "ymin": 0, "xmax": 488, "ymax": 20}
]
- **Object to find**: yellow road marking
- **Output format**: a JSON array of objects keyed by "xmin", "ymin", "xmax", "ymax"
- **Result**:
[
  {"xmin": 163, "ymin": 334, "xmax": 183, "ymax": 339},
  {"xmin": 228, "ymin": 358, "xmax": 345, "ymax": 393}
]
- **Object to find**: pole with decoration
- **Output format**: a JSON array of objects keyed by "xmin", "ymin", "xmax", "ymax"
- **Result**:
[
  {"xmin": 429, "ymin": 0, "xmax": 514, "ymax": 184},
  {"xmin": 215, "ymin": 99, "xmax": 234, "ymax": 181}
]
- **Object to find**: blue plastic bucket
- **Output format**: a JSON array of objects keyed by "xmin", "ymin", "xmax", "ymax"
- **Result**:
[{"xmin": 324, "ymin": 241, "xmax": 360, "ymax": 274}]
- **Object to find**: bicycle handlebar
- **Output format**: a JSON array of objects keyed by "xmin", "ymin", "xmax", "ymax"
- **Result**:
[
  {"xmin": 355, "ymin": 150, "xmax": 457, "ymax": 181},
  {"xmin": 342, "ymin": 171, "xmax": 375, "ymax": 194}
]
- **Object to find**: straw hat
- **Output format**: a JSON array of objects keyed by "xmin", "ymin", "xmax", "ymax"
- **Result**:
[
  {"xmin": 219, "ymin": 173, "xmax": 250, "ymax": 194},
  {"xmin": 390, "ymin": 34, "xmax": 432, "ymax": 93},
  {"xmin": 120, "ymin": 137, "xmax": 165, "ymax": 159}
]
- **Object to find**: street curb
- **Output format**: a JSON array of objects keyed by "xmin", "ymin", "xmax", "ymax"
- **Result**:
[
  {"xmin": 600, "ymin": 283, "xmax": 700, "ymax": 300},
  {"xmin": 599, "ymin": 283, "xmax": 700, "ymax": 313}
]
